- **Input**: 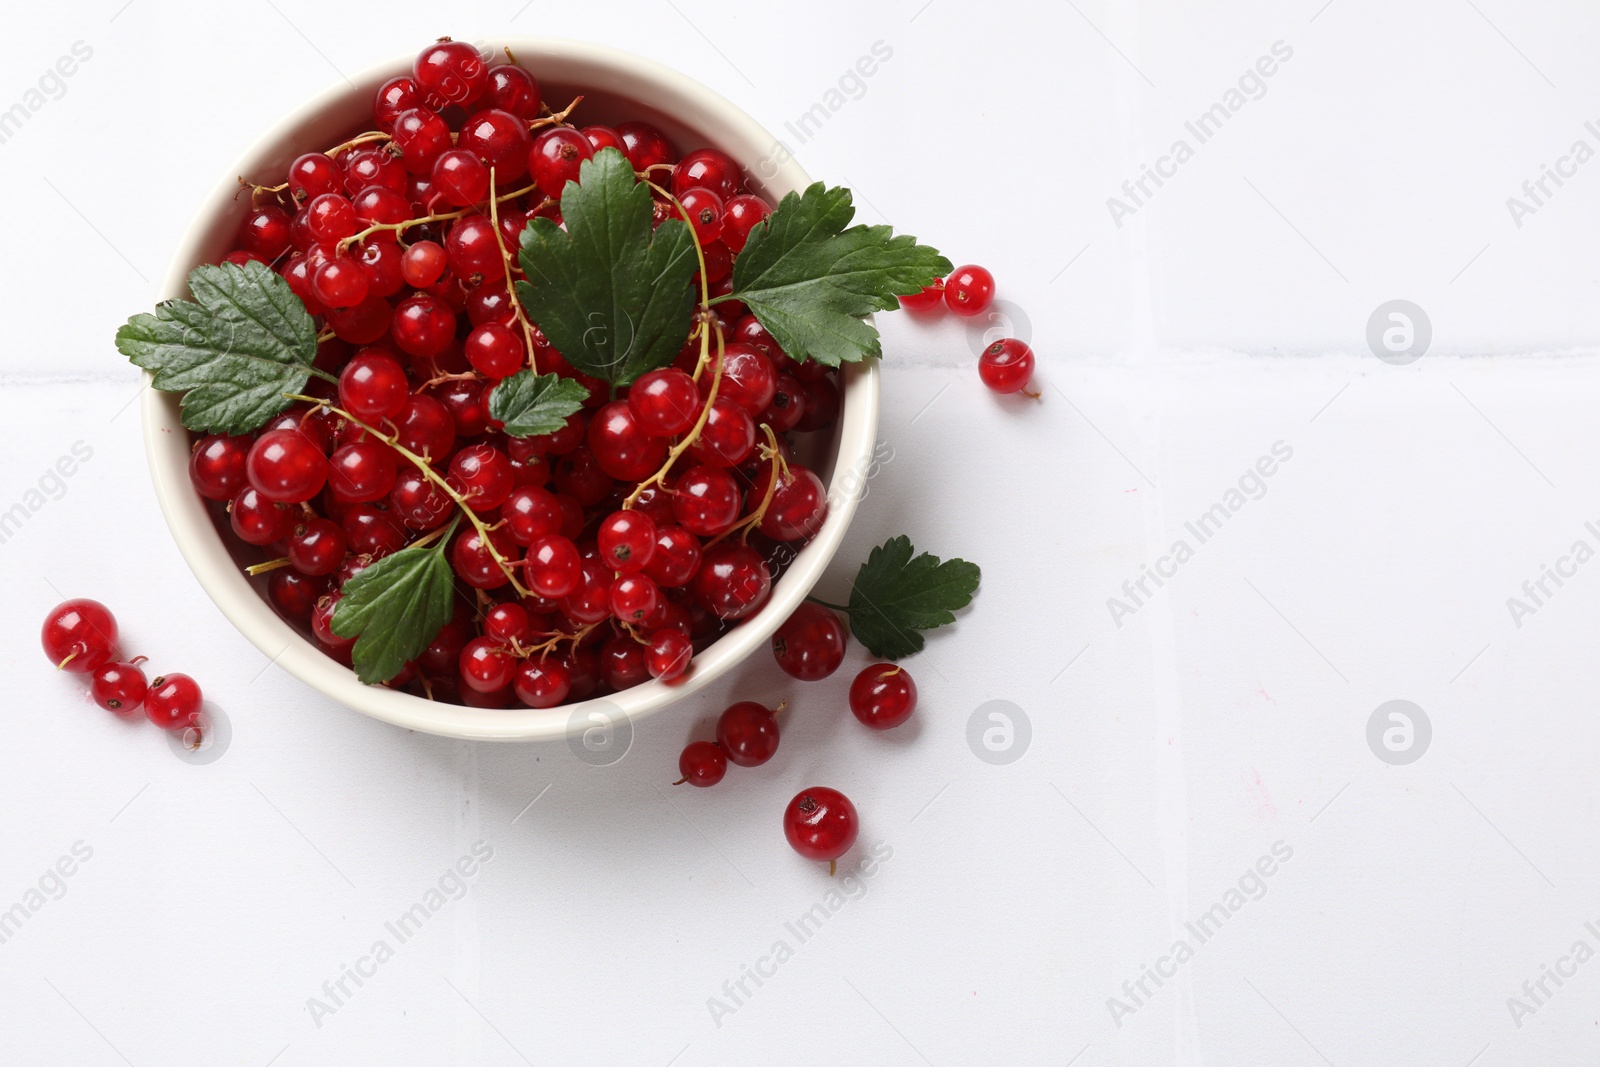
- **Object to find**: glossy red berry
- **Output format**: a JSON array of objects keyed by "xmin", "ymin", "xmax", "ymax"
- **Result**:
[
  {"xmin": 587, "ymin": 401, "xmax": 668, "ymax": 481},
  {"xmin": 145, "ymin": 673, "xmax": 203, "ymax": 730},
  {"xmin": 676, "ymin": 740, "xmax": 726, "ymax": 786},
  {"xmin": 979, "ymin": 338, "xmax": 1036, "ymax": 394},
  {"xmin": 373, "ymin": 76, "xmax": 428, "ymax": 132},
  {"xmin": 717, "ymin": 701, "xmax": 781, "ymax": 767},
  {"xmin": 484, "ymin": 64, "xmax": 541, "ymax": 119},
  {"xmin": 391, "ymin": 107, "xmax": 454, "ymax": 174},
  {"xmin": 431, "ymin": 148, "xmax": 490, "ymax": 207},
  {"xmin": 600, "ymin": 635, "xmax": 649, "ymax": 690},
  {"xmin": 750, "ymin": 464, "xmax": 828, "ymax": 542},
  {"xmin": 457, "ymin": 108, "xmax": 533, "ymax": 182},
  {"xmin": 944, "ymin": 264, "xmax": 995, "ymax": 317},
  {"xmin": 783, "ymin": 787, "xmax": 859, "ymax": 866},
  {"xmin": 502, "ymin": 485, "xmax": 564, "ymax": 545},
  {"xmin": 287, "ymin": 517, "xmax": 347, "ymax": 576},
  {"xmin": 608, "ymin": 574, "xmax": 660, "ymax": 624},
  {"xmin": 401, "ymin": 240, "xmax": 448, "ymax": 288},
  {"xmin": 230, "ymin": 486, "xmax": 294, "ymax": 545},
  {"xmin": 646, "ymin": 629, "xmax": 692, "ymax": 681},
  {"xmin": 303, "ymin": 193, "xmax": 357, "ymax": 244},
  {"xmin": 327, "ymin": 441, "xmax": 398, "ymax": 503},
  {"xmin": 446, "ymin": 214, "xmax": 506, "ymax": 281},
  {"xmin": 269, "ymin": 569, "xmax": 326, "ymax": 621},
  {"xmin": 687, "ymin": 398, "xmax": 756, "ymax": 468},
  {"xmin": 677, "ymin": 186, "xmax": 724, "ymax": 245},
  {"xmin": 246, "ymin": 429, "xmax": 327, "ymax": 503},
  {"xmin": 310, "ymin": 257, "xmax": 369, "ymax": 309},
  {"xmin": 238, "ymin": 206, "xmax": 291, "ymax": 260},
  {"xmin": 338, "ymin": 351, "xmax": 410, "ymax": 420},
  {"xmin": 672, "ymin": 148, "xmax": 741, "ymax": 200},
  {"xmin": 670, "ymin": 465, "xmax": 741, "ymax": 536},
  {"xmin": 513, "ymin": 657, "xmax": 571, "ymax": 708},
  {"xmin": 772, "ymin": 603, "xmax": 847, "ymax": 680},
  {"xmin": 42, "ymin": 599, "xmax": 118, "ymax": 673},
  {"xmin": 709, "ymin": 342, "xmax": 777, "ymax": 417},
  {"xmin": 530, "ymin": 127, "xmax": 594, "ymax": 199},
  {"xmin": 617, "ymin": 121, "xmax": 674, "ymax": 173},
  {"xmin": 691, "ymin": 542, "xmax": 771, "ymax": 620},
  {"xmin": 91, "ymin": 659, "xmax": 148, "ymax": 714},
  {"xmin": 451, "ymin": 526, "xmax": 518, "ymax": 589},
  {"xmin": 899, "ymin": 277, "xmax": 945, "ymax": 312},
  {"xmin": 448, "ymin": 444, "xmax": 514, "ymax": 510},
  {"xmin": 721, "ymin": 194, "xmax": 771, "ymax": 253},
  {"xmin": 524, "ymin": 534, "xmax": 583, "ymax": 598},
  {"xmin": 597, "ymin": 509, "xmax": 657, "ymax": 572},
  {"xmin": 414, "ymin": 39, "xmax": 488, "ymax": 106},
  {"xmin": 459, "ymin": 636, "xmax": 514, "ymax": 693},
  {"xmin": 559, "ymin": 557, "xmax": 614, "ymax": 625},
  {"xmin": 189, "ymin": 434, "xmax": 251, "ymax": 500},
  {"xmin": 289, "ymin": 152, "xmax": 342, "ymax": 200},
  {"xmin": 389, "ymin": 469, "xmax": 454, "ymax": 530},
  {"xmin": 465, "ymin": 323, "xmax": 525, "ymax": 379},
  {"xmin": 850, "ymin": 664, "xmax": 917, "ymax": 729},
  {"xmin": 643, "ymin": 526, "xmax": 702, "ymax": 587}
]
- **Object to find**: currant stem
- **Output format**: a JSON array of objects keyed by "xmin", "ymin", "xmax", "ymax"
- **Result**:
[
  {"xmin": 282, "ymin": 394, "xmax": 532, "ymax": 596},
  {"xmin": 338, "ymin": 182, "xmax": 538, "ymax": 251},
  {"xmin": 486, "ymin": 167, "xmax": 540, "ymax": 374},
  {"xmin": 55, "ymin": 651, "xmax": 77, "ymax": 671},
  {"xmin": 246, "ymin": 557, "xmax": 294, "ymax": 576},
  {"xmin": 623, "ymin": 322, "xmax": 725, "ymax": 507},
  {"xmin": 326, "ymin": 130, "xmax": 392, "ymax": 157},
  {"xmin": 705, "ymin": 424, "xmax": 785, "ymax": 548},
  {"xmin": 805, "ymin": 597, "xmax": 849, "ymax": 612}
]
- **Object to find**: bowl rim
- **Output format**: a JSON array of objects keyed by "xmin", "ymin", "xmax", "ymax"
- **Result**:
[{"xmin": 139, "ymin": 36, "xmax": 878, "ymax": 742}]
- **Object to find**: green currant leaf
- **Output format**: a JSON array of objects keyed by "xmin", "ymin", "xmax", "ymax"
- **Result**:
[
  {"xmin": 331, "ymin": 517, "xmax": 462, "ymax": 685},
  {"xmin": 487, "ymin": 370, "xmax": 590, "ymax": 437},
  {"xmin": 115, "ymin": 260, "xmax": 320, "ymax": 435},
  {"xmin": 845, "ymin": 535, "xmax": 980, "ymax": 660},
  {"xmin": 515, "ymin": 147, "xmax": 699, "ymax": 387},
  {"xmin": 727, "ymin": 184, "xmax": 951, "ymax": 367}
]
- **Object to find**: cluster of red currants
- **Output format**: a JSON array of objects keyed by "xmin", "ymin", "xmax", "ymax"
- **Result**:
[
  {"xmin": 204, "ymin": 39, "xmax": 843, "ymax": 707},
  {"xmin": 41, "ymin": 599, "xmax": 205, "ymax": 733},
  {"xmin": 676, "ymin": 662, "xmax": 915, "ymax": 871},
  {"xmin": 899, "ymin": 263, "xmax": 1037, "ymax": 396}
]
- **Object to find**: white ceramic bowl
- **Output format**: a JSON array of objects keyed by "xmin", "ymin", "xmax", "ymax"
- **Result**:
[{"xmin": 140, "ymin": 38, "xmax": 878, "ymax": 741}]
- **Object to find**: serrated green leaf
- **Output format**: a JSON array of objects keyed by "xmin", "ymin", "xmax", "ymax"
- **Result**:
[
  {"xmin": 115, "ymin": 260, "xmax": 319, "ymax": 434},
  {"xmin": 728, "ymin": 184, "xmax": 951, "ymax": 368},
  {"xmin": 487, "ymin": 370, "xmax": 589, "ymax": 437},
  {"xmin": 845, "ymin": 535, "xmax": 980, "ymax": 660},
  {"xmin": 330, "ymin": 518, "xmax": 461, "ymax": 685},
  {"xmin": 515, "ymin": 148, "xmax": 698, "ymax": 387}
]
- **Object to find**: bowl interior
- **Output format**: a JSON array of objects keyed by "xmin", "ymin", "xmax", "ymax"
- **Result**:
[{"xmin": 142, "ymin": 38, "xmax": 878, "ymax": 741}]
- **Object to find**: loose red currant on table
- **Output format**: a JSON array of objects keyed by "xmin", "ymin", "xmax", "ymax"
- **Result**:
[
  {"xmin": 943, "ymin": 264, "xmax": 995, "ymax": 316},
  {"xmin": 91, "ymin": 657, "xmax": 148, "ymax": 714},
  {"xmin": 42, "ymin": 599, "xmax": 118, "ymax": 672},
  {"xmin": 783, "ymin": 787, "xmax": 859, "ymax": 871},
  {"xmin": 850, "ymin": 664, "xmax": 917, "ymax": 729},
  {"xmin": 979, "ymin": 338, "xmax": 1037, "ymax": 395},
  {"xmin": 772, "ymin": 603, "xmax": 847, "ymax": 680},
  {"xmin": 717, "ymin": 700, "xmax": 782, "ymax": 767},
  {"xmin": 899, "ymin": 277, "xmax": 945, "ymax": 312},
  {"xmin": 145, "ymin": 673, "xmax": 203, "ymax": 730},
  {"xmin": 676, "ymin": 740, "xmax": 727, "ymax": 787}
]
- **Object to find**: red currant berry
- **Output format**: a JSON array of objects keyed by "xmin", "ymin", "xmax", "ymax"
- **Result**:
[
  {"xmin": 502, "ymin": 485, "xmax": 564, "ymax": 545},
  {"xmin": 230, "ymin": 486, "xmax": 294, "ymax": 545},
  {"xmin": 447, "ymin": 214, "xmax": 507, "ymax": 282},
  {"xmin": 458, "ymin": 108, "xmax": 533, "ymax": 182},
  {"xmin": 459, "ymin": 636, "xmax": 514, "ymax": 693},
  {"xmin": 414, "ymin": 39, "xmax": 488, "ymax": 106},
  {"xmin": 524, "ymin": 534, "xmax": 582, "ymax": 598},
  {"xmin": 716, "ymin": 700, "xmax": 781, "ymax": 767},
  {"xmin": 687, "ymin": 397, "xmax": 756, "ymax": 468},
  {"xmin": 448, "ymin": 444, "xmax": 514, "ymax": 510},
  {"xmin": 559, "ymin": 557, "xmax": 614, "ymax": 625},
  {"xmin": 551, "ymin": 447, "xmax": 616, "ymax": 507},
  {"xmin": 794, "ymin": 375, "xmax": 840, "ymax": 433},
  {"xmin": 246, "ymin": 429, "xmax": 327, "ymax": 503},
  {"xmin": 238, "ymin": 205, "xmax": 291, "ymax": 260},
  {"xmin": 670, "ymin": 466, "xmax": 740, "ymax": 536},
  {"xmin": 484, "ymin": 64, "xmax": 541, "ymax": 119},
  {"xmin": 609, "ymin": 573, "xmax": 660, "ymax": 624},
  {"xmin": 287, "ymin": 517, "xmax": 347, "ymax": 576},
  {"xmin": 771, "ymin": 603, "xmax": 846, "ymax": 680},
  {"xmin": 597, "ymin": 509, "xmax": 657, "ymax": 573},
  {"xmin": 750, "ymin": 464, "xmax": 828, "ymax": 542},
  {"xmin": 303, "ymin": 193, "xmax": 357, "ymax": 244},
  {"xmin": 342, "ymin": 504, "xmax": 407, "ymax": 558},
  {"xmin": 145, "ymin": 673, "xmax": 203, "ymax": 730},
  {"xmin": 627, "ymin": 368, "xmax": 701, "ymax": 436},
  {"xmin": 708, "ymin": 342, "xmax": 776, "ymax": 416},
  {"xmin": 849, "ymin": 664, "xmax": 917, "ymax": 729},
  {"xmin": 721, "ymin": 194, "xmax": 771, "ymax": 253},
  {"xmin": 581, "ymin": 125, "xmax": 626, "ymax": 154},
  {"xmin": 672, "ymin": 148, "xmax": 741, "ymax": 200},
  {"xmin": 899, "ymin": 277, "xmax": 945, "ymax": 312},
  {"xmin": 484, "ymin": 602, "xmax": 533, "ymax": 647},
  {"xmin": 783, "ymin": 787, "xmax": 859, "ymax": 867},
  {"xmin": 587, "ymin": 401, "xmax": 668, "ymax": 482},
  {"xmin": 311, "ymin": 256, "xmax": 369, "ymax": 309},
  {"xmin": 311, "ymin": 594, "xmax": 356, "ymax": 661},
  {"xmin": 41, "ymin": 599, "xmax": 117, "ymax": 673},
  {"xmin": 617, "ymin": 121, "xmax": 675, "ymax": 173},
  {"xmin": 600, "ymin": 635, "xmax": 650, "ymax": 690},
  {"xmin": 91, "ymin": 658, "xmax": 147, "ymax": 714},
  {"xmin": 353, "ymin": 238, "xmax": 404, "ymax": 297},
  {"xmin": 189, "ymin": 433, "xmax": 250, "ymax": 500},
  {"xmin": 943, "ymin": 264, "xmax": 995, "ymax": 316},
  {"xmin": 646, "ymin": 629, "xmax": 693, "ymax": 681},
  {"xmin": 391, "ymin": 293, "xmax": 457, "ymax": 359},
  {"xmin": 432, "ymin": 149, "xmax": 490, "ymax": 207},
  {"xmin": 325, "ymin": 293, "xmax": 393, "ymax": 345},
  {"xmin": 529, "ymin": 127, "xmax": 594, "ymax": 199},
  {"xmin": 393, "ymin": 394, "xmax": 455, "ymax": 463},
  {"xmin": 269, "ymin": 569, "xmax": 326, "ymax": 621},
  {"xmin": 451, "ymin": 525, "xmax": 518, "ymax": 589},
  {"xmin": 513, "ymin": 657, "xmax": 571, "ymax": 708},
  {"xmin": 391, "ymin": 107, "xmax": 454, "ymax": 174},
  {"xmin": 643, "ymin": 525, "xmax": 702, "ymax": 588},
  {"xmin": 760, "ymin": 374, "xmax": 807, "ymax": 432},
  {"xmin": 401, "ymin": 240, "xmax": 448, "ymax": 288},
  {"xmin": 676, "ymin": 740, "xmax": 726, "ymax": 786},
  {"xmin": 979, "ymin": 338, "xmax": 1036, "ymax": 395},
  {"xmin": 289, "ymin": 152, "xmax": 341, "ymax": 200},
  {"xmin": 389, "ymin": 469, "xmax": 454, "ymax": 530},
  {"xmin": 691, "ymin": 542, "xmax": 772, "ymax": 620},
  {"xmin": 465, "ymin": 323, "xmax": 525, "ymax": 379},
  {"xmin": 677, "ymin": 186, "xmax": 724, "ymax": 244},
  {"xmin": 327, "ymin": 440, "xmax": 398, "ymax": 503},
  {"xmin": 373, "ymin": 76, "xmax": 426, "ymax": 132},
  {"xmin": 339, "ymin": 351, "xmax": 409, "ymax": 420},
  {"xmin": 345, "ymin": 150, "xmax": 407, "ymax": 197}
]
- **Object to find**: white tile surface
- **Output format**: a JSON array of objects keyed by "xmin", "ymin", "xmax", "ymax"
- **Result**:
[{"xmin": 4, "ymin": 1, "xmax": 1600, "ymax": 1064}]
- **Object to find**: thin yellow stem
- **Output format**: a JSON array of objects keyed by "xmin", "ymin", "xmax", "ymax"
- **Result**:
[
  {"xmin": 487, "ymin": 168, "xmax": 540, "ymax": 375},
  {"xmin": 338, "ymin": 182, "xmax": 538, "ymax": 251},
  {"xmin": 246, "ymin": 557, "xmax": 294, "ymax": 576}
]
